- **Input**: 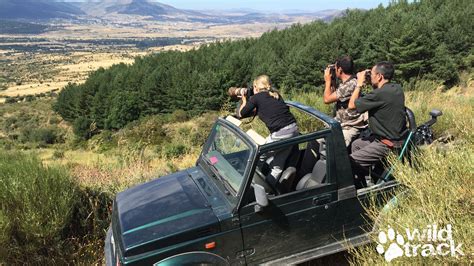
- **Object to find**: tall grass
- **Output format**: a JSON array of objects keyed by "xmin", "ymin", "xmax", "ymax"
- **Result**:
[
  {"xmin": 0, "ymin": 151, "xmax": 77, "ymax": 264},
  {"xmin": 404, "ymin": 81, "xmax": 474, "ymax": 144},
  {"xmin": 349, "ymin": 78, "xmax": 473, "ymax": 264},
  {"xmin": 349, "ymin": 145, "xmax": 473, "ymax": 264},
  {"xmin": 0, "ymin": 151, "xmax": 113, "ymax": 264}
]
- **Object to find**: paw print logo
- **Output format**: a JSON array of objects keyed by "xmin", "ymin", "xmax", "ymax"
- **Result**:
[{"xmin": 376, "ymin": 227, "xmax": 405, "ymax": 262}]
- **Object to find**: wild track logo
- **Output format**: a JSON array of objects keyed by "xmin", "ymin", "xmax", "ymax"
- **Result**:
[
  {"xmin": 376, "ymin": 224, "xmax": 464, "ymax": 262},
  {"xmin": 376, "ymin": 227, "xmax": 405, "ymax": 262}
]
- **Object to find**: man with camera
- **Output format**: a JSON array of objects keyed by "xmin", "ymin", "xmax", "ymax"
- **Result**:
[
  {"xmin": 348, "ymin": 61, "xmax": 407, "ymax": 187},
  {"xmin": 323, "ymin": 56, "xmax": 366, "ymax": 146}
]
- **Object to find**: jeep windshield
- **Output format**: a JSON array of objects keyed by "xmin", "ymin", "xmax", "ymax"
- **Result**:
[{"xmin": 201, "ymin": 122, "xmax": 254, "ymax": 197}]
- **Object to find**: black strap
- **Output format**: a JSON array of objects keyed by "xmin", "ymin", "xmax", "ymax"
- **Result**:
[
  {"xmin": 242, "ymin": 114, "xmax": 257, "ymax": 124},
  {"xmin": 336, "ymin": 100, "xmax": 349, "ymax": 110}
]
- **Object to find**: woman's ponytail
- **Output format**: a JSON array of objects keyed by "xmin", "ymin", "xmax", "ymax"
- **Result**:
[{"xmin": 268, "ymin": 88, "xmax": 279, "ymax": 99}]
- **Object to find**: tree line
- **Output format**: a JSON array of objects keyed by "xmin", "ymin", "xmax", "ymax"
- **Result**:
[{"xmin": 54, "ymin": 0, "xmax": 473, "ymax": 138}]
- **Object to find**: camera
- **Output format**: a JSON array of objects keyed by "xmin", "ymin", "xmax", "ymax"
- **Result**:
[
  {"xmin": 228, "ymin": 84, "xmax": 255, "ymax": 119},
  {"xmin": 327, "ymin": 64, "xmax": 337, "ymax": 90},
  {"xmin": 228, "ymin": 85, "xmax": 254, "ymax": 100},
  {"xmin": 364, "ymin": 70, "xmax": 371, "ymax": 84}
]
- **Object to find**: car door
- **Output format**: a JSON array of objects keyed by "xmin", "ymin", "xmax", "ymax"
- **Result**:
[
  {"xmin": 237, "ymin": 135, "xmax": 339, "ymax": 264},
  {"xmin": 238, "ymin": 183, "xmax": 338, "ymax": 264}
]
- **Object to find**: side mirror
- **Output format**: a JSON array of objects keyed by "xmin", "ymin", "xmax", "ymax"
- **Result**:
[
  {"xmin": 430, "ymin": 109, "xmax": 443, "ymax": 118},
  {"xmin": 253, "ymin": 184, "xmax": 268, "ymax": 213}
]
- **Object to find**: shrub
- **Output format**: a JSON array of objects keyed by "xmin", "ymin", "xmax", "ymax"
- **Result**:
[
  {"xmin": 19, "ymin": 127, "xmax": 62, "ymax": 145},
  {"xmin": 0, "ymin": 139, "xmax": 13, "ymax": 150},
  {"xmin": 32, "ymin": 128, "xmax": 58, "ymax": 144},
  {"xmin": 5, "ymin": 97, "xmax": 16, "ymax": 104},
  {"xmin": 162, "ymin": 143, "xmax": 189, "ymax": 159},
  {"xmin": 170, "ymin": 109, "xmax": 188, "ymax": 122},
  {"xmin": 73, "ymin": 117, "xmax": 93, "ymax": 140},
  {"xmin": 53, "ymin": 149, "xmax": 65, "ymax": 159},
  {"xmin": 67, "ymin": 187, "xmax": 113, "ymax": 264},
  {"xmin": 178, "ymin": 125, "xmax": 191, "ymax": 136},
  {"xmin": 49, "ymin": 116, "xmax": 61, "ymax": 125},
  {"xmin": 190, "ymin": 128, "xmax": 209, "ymax": 146},
  {"xmin": 0, "ymin": 151, "xmax": 77, "ymax": 263},
  {"xmin": 3, "ymin": 116, "xmax": 17, "ymax": 131},
  {"xmin": 25, "ymin": 95, "xmax": 36, "ymax": 102},
  {"xmin": 119, "ymin": 115, "xmax": 169, "ymax": 146},
  {"xmin": 97, "ymin": 130, "xmax": 117, "ymax": 151}
]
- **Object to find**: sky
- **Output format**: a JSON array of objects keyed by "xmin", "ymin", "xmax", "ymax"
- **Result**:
[{"xmin": 153, "ymin": 0, "xmax": 391, "ymax": 12}]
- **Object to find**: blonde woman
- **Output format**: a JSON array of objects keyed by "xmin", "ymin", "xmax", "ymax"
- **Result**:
[{"xmin": 238, "ymin": 75, "xmax": 299, "ymax": 187}]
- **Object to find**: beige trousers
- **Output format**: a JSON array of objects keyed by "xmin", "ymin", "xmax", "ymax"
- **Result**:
[{"xmin": 343, "ymin": 127, "xmax": 361, "ymax": 147}]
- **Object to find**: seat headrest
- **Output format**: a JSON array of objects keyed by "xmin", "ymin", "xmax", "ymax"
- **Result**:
[
  {"xmin": 318, "ymin": 139, "xmax": 326, "ymax": 158},
  {"xmin": 312, "ymin": 160, "xmax": 327, "ymax": 184}
]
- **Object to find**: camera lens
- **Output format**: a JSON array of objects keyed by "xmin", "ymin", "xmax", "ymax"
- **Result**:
[
  {"xmin": 228, "ymin": 87, "xmax": 238, "ymax": 96},
  {"xmin": 227, "ymin": 87, "xmax": 248, "ymax": 97},
  {"xmin": 364, "ymin": 71, "xmax": 371, "ymax": 83}
]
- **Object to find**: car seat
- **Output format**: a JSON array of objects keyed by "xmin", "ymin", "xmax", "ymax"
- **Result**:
[{"xmin": 295, "ymin": 139, "xmax": 327, "ymax": 190}]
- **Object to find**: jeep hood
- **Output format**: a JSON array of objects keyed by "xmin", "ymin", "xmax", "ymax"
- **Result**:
[{"xmin": 113, "ymin": 168, "xmax": 219, "ymax": 257}]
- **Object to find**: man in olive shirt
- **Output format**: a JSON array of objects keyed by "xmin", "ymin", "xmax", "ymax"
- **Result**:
[{"xmin": 348, "ymin": 62, "xmax": 407, "ymax": 187}]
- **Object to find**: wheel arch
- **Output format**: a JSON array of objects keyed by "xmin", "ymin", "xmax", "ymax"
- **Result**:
[{"xmin": 154, "ymin": 251, "xmax": 229, "ymax": 266}]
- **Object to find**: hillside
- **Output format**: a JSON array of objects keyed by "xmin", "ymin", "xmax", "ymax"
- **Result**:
[
  {"xmin": 0, "ymin": 20, "xmax": 49, "ymax": 34},
  {"xmin": 80, "ymin": 0, "xmax": 198, "ymax": 17},
  {"xmin": 107, "ymin": 0, "xmax": 179, "ymax": 16},
  {"xmin": 0, "ymin": 0, "xmax": 84, "ymax": 19}
]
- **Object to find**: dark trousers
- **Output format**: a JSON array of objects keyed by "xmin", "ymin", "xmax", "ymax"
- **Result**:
[{"xmin": 350, "ymin": 135, "xmax": 391, "ymax": 187}]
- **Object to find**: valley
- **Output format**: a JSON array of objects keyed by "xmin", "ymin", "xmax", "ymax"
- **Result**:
[
  {"xmin": 0, "ymin": 0, "xmax": 332, "ymax": 102},
  {"xmin": 0, "ymin": 20, "xmax": 313, "ymax": 102}
]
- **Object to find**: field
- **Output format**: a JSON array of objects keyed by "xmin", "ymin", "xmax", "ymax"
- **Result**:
[
  {"xmin": 0, "ymin": 51, "xmax": 141, "ymax": 97},
  {"xmin": 0, "ymin": 15, "xmax": 313, "ymax": 101}
]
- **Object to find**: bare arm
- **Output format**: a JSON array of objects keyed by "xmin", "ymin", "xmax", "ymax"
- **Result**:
[
  {"xmin": 348, "ymin": 70, "xmax": 367, "ymax": 110},
  {"xmin": 238, "ymin": 95, "xmax": 257, "ymax": 118},
  {"xmin": 323, "ymin": 67, "xmax": 338, "ymax": 104},
  {"xmin": 238, "ymin": 95, "xmax": 247, "ymax": 118}
]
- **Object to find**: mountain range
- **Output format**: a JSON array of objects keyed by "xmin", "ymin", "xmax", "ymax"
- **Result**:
[
  {"xmin": 0, "ymin": 0, "xmax": 343, "ymax": 23},
  {"xmin": 78, "ymin": 0, "xmax": 201, "ymax": 18}
]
